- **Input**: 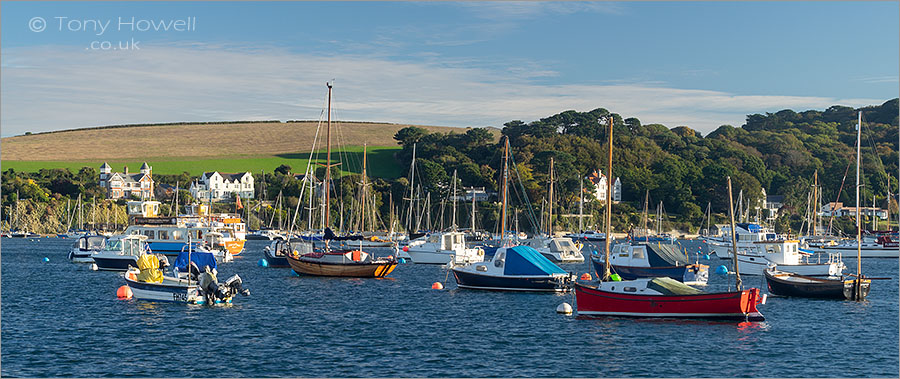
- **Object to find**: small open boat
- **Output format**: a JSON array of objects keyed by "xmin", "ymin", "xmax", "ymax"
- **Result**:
[
  {"xmin": 575, "ymin": 278, "xmax": 765, "ymax": 320},
  {"xmin": 764, "ymin": 268, "xmax": 870, "ymax": 300},
  {"xmin": 124, "ymin": 251, "xmax": 249, "ymax": 304}
]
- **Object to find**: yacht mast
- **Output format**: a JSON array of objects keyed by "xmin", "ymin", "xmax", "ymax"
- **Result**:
[
  {"xmin": 603, "ymin": 116, "xmax": 613, "ymax": 280},
  {"xmin": 548, "ymin": 157, "xmax": 554, "ymax": 238},
  {"xmin": 500, "ymin": 137, "xmax": 509, "ymax": 245}
]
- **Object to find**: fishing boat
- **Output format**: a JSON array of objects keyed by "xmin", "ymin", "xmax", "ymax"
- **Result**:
[
  {"xmin": 285, "ymin": 82, "xmax": 398, "ymax": 278},
  {"xmin": 124, "ymin": 253, "xmax": 249, "ymax": 304},
  {"xmin": 91, "ymin": 234, "xmax": 153, "ymax": 271},
  {"xmin": 764, "ymin": 111, "xmax": 874, "ymax": 300},
  {"xmin": 592, "ymin": 242, "xmax": 708, "ymax": 285},
  {"xmin": 67, "ymin": 234, "xmax": 107, "ymax": 263},
  {"xmin": 575, "ymin": 116, "xmax": 766, "ymax": 321}
]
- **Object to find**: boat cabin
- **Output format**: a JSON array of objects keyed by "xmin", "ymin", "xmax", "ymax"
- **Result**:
[{"xmin": 76, "ymin": 235, "xmax": 107, "ymax": 251}]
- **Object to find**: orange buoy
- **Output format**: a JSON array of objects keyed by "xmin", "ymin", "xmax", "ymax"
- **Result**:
[
  {"xmin": 431, "ymin": 282, "xmax": 444, "ymax": 290},
  {"xmin": 403, "ymin": 246, "xmax": 410, "ymax": 252},
  {"xmin": 580, "ymin": 273, "xmax": 592, "ymax": 281},
  {"xmin": 116, "ymin": 285, "xmax": 133, "ymax": 299}
]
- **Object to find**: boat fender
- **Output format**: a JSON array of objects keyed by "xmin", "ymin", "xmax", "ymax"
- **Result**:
[
  {"xmin": 703, "ymin": 254, "xmax": 710, "ymax": 260},
  {"xmin": 67, "ymin": 252, "xmax": 73, "ymax": 261},
  {"xmin": 478, "ymin": 248, "xmax": 484, "ymax": 256},
  {"xmin": 760, "ymin": 293, "xmax": 767, "ymax": 305},
  {"xmin": 258, "ymin": 258, "xmax": 269, "ymax": 267},
  {"xmin": 580, "ymin": 273, "xmax": 592, "ymax": 281}
]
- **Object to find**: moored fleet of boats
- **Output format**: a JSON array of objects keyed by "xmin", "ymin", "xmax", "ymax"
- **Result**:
[{"xmin": 30, "ymin": 88, "xmax": 893, "ymax": 319}]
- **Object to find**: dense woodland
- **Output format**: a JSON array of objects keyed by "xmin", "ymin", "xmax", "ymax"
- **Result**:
[{"xmin": 3, "ymin": 99, "xmax": 898, "ymax": 236}]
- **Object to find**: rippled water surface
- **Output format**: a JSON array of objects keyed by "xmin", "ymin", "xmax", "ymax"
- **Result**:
[{"xmin": 2, "ymin": 238, "xmax": 898, "ymax": 377}]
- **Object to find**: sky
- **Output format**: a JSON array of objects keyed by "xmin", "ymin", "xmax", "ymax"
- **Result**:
[{"xmin": 2, "ymin": 1, "xmax": 898, "ymax": 138}]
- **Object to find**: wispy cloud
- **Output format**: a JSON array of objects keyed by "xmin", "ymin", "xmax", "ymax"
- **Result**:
[
  {"xmin": 0, "ymin": 43, "xmax": 886, "ymax": 138},
  {"xmin": 858, "ymin": 75, "xmax": 899, "ymax": 84},
  {"xmin": 457, "ymin": 1, "xmax": 625, "ymax": 20}
]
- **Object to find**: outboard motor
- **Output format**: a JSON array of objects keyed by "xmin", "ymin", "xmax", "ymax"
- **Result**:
[
  {"xmin": 156, "ymin": 254, "xmax": 170, "ymax": 269},
  {"xmin": 219, "ymin": 274, "xmax": 251, "ymax": 298}
]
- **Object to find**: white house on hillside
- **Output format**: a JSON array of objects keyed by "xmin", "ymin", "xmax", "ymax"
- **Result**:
[
  {"xmin": 586, "ymin": 170, "xmax": 621, "ymax": 204},
  {"xmin": 190, "ymin": 172, "xmax": 254, "ymax": 201},
  {"xmin": 99, "ymin": 162, "xmax": 154, "ymax": 200}
]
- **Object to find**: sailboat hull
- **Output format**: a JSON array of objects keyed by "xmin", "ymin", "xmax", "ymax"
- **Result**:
[
  {"xmin": 575, "ymin": 283, "xmax": 764, "ymax": 320},
  {"xmin": 287, "ymin": 255, "xmax": 397, "ymax": 277},
  {"xmin": 764, "ymin": 269, "xmax": 870, "ymax": 300}
]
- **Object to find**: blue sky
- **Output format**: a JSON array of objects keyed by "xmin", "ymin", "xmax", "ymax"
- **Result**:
[{"xmin": 2, "ymin": 1, "xmax": 898, "ymax": 137}]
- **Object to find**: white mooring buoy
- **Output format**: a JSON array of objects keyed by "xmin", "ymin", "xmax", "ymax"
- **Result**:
[{"xmin": 556, "ymin": 302, "xmax": 573, "ymax": 315}]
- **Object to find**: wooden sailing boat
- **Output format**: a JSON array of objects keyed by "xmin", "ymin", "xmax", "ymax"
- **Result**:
[
  {"xmin": 765, "ymin": 111, "xmax": 871, "ymax": 300},
  {"xmin": 575, "ymin": 116, "xmax": 765, "ymax": 320},
  {"xmin": 285, "ymin": 82, "xmax": 398, "ymax": 278}
]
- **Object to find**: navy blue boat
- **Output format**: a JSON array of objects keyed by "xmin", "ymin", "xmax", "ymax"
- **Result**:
[
  {"xmin": 91, "ymin": 235, "xmax": 150, "ymax": 271},
  {"xmin": 264, "ymin": 240, "xmax": 314, "ymax": 268},
  {"xmin": 451, "ymin": 245, "xmax": 573, "ymax": 292},
  {"xmin": 592, "ymin": 242, "xmax": 708, "ymax": 285}
]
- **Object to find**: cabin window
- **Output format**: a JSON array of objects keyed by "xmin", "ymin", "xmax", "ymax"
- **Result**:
[
  {"xmin": 632, "ymin": 248, "xmax": 645, "ymax": 259},
  {"xmin": 158, "ymin": 230, "xmax": 169, "ymax": 240},
  {"xmin": 624, "ymin": 287, "xmax": 637, "ymax": 292},
  {"xmin": 766, "ymin": 246, "xmax": 775, "ymax": 254},
  {"xmin": 171, "ymin": 230, "xmax": 182, "ymax": 240},
  {"xmin": 142, "ymin": 230, "xmax": 154, "ymax": 239}
]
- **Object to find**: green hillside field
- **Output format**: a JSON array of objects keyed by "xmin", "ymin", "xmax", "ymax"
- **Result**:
[{"xmin": 1, "ymin": 145, "xmax": 404, "ymax": 179}]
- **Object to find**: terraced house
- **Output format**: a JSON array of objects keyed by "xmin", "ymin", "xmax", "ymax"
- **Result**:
[
  {"xmin": 99, "ymin": 162, "xmax": 154, "ymax": 200},
  {"xmin": 190, "ymin": 171, "xmax": 254, "ymax": 201}
]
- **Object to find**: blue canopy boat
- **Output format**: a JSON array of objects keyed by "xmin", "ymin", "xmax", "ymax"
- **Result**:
[{"xmin": 451, "ymin": 245, "xmax": 574, "ymax": 292}]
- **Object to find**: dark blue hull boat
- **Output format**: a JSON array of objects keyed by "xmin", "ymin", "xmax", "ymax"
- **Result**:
[
  {"xmin": 93, "ymin": 256, "xmax": 138, "ymax": 271},
  {"xmin": 452, "ymin": 269, "xmax": 568, "ymax": 292}
]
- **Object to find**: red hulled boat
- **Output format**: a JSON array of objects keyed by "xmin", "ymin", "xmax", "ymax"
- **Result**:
[{"xmin": 574, "ymin": 278, "xmax": 765, "ymax": 321}]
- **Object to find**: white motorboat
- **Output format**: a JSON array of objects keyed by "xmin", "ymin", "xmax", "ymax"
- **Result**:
[
  {"xmin": 519, "ymin": 236, "xmax": 585, "ymax": 263},
  {"xmin": 68, "ymin": 235, "xmax": 107, "ymax": 263},
  {"xmin": 91, "ymin": 234, "xmax": 153, "ymax": 271},
  {"xmin": 706, "ymin": 223, "xmax": 778, "ymax": 259},
  {"xmin": 405, "ymin": 231, "xmax": 485, "ymax": 265},
  {"xmin": 732, "ymin": 239, "xmax": 844, "ymax": 276}
]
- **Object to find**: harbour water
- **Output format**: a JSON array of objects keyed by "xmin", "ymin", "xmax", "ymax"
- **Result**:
[{"xmin": 2, "ymin": 238, "xmax": 898, "ymax": 377}]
